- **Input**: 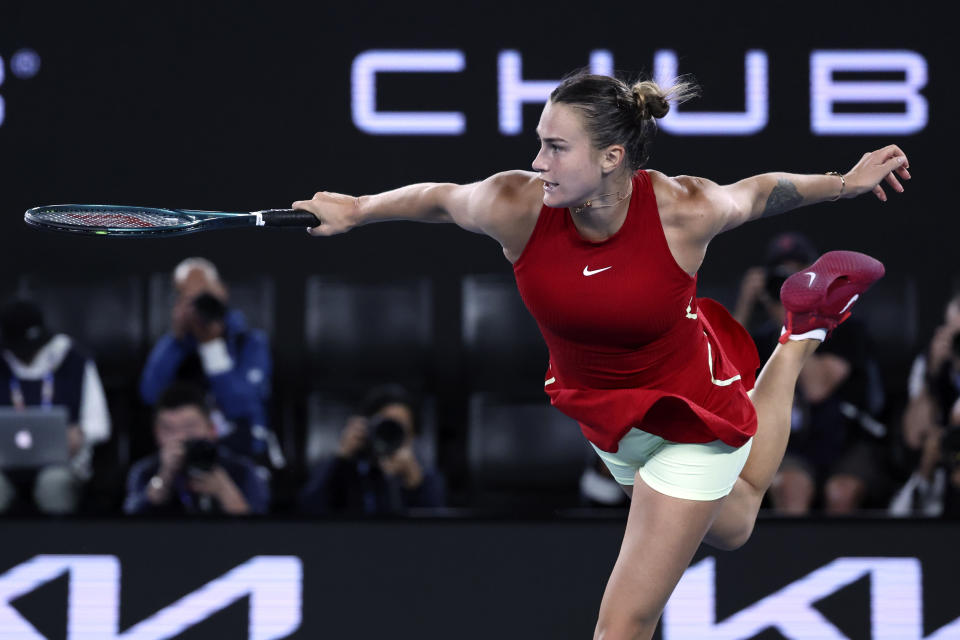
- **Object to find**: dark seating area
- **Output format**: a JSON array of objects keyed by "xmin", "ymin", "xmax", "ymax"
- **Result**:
[
  {"xmin": 304, "ymin": 276, "xmax": 434, "ymax": 388},
  {"xmin": 1, "ymin": 268, "xmax": 927, "ymax": 515},
  {"xmin": 468, "ymin": 392, "xmax": 589, "ymax": 508}
]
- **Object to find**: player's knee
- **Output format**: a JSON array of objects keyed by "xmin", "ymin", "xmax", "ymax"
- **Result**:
[
  {"xmin": 726, "ymin": 519, "xmax": 756, "ymax": 550},
  {"xmin": 709, "ymin": 518, "xmax": 755, "ymax": 551}
]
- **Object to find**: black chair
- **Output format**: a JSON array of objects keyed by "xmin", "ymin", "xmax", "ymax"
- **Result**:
[
  {"xmin": 304, "ymin": 277, "xmax": 433, "ymax": 387},
  {"xmin": 147, "ymin": 273, "xmax": 276, "ymax": 341},
  {"xmin": 467, "ymin": 392, "xmax": 591, "ymax": 508},
  {"xmin": 461, "ymin": 275, "xmax": 547, "ymax": 390}
]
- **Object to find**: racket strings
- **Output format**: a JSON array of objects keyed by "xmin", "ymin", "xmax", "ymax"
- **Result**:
[{"xmin": 30, "ymin": 208, "xmax": 183, "ymax": 229}]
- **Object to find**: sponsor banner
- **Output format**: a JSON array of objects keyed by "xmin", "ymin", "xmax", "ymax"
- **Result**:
[{"xmin": 0, "ymin": 518, "xmax": 957, "ymax": 639}]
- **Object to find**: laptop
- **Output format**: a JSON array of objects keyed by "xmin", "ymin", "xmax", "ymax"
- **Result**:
[{"xmin": 0, "ymin": 406, "xmax": 70, "ymax": 470}]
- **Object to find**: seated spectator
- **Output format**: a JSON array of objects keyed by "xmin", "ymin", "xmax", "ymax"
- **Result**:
[
  {"xmin": 298, "ymin": 384, "xmax": 445, "ymax": 515},
  {"xmin": 140, "ymin": 258, "xmax": 274, "ymax": 461},
  {"xmin": 0, "ymin": 298, "xmax": 110, "ymax": 514},
  {"xmin": 904, "ymin": 293, "xmax": 960, "ymax": 443},
  {"xmin": 734, "ymin": 233, "xmax": 887, "ymax": 514},
  {"xmin": 890, "ymin": 425, "xmax": 960, "ymax": 517},
  {"xmin": 124, "ymin": 383, "xmax": 270, "ymax": 515},
  {"xmin": 891, "ymin": 293, "xmax": 960, "ymax": 515}
]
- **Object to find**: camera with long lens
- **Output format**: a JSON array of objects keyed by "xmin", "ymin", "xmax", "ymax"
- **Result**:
[
  {"xmin": 358, "ymin": 415, "xmax": 407, "ymax": 461},
  {"xmin": 183, "ymin": 438, "xmax": 218, "ymax": 473},
  {"xmin": 192, "ymin": 292, "xmax": 227, "ymax": 324},
  {"xmin": 764, "ymin": 265, "xmax": 793, "ymax": 302}
]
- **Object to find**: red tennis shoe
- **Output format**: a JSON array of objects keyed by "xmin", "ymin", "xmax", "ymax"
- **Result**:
[{"xmin": 778, "ymin": 250, "xmax": 885, "ymax": 344}]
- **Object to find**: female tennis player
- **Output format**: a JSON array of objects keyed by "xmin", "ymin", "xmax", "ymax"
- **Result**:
[{"xmin": 294, "ymin": 72, "xmax": 909, "ymax": 640}]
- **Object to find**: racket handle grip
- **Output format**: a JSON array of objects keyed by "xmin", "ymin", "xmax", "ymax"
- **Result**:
[{"xmin": 259, "ymin": 209, "xmax": 321, "ymax": 228}]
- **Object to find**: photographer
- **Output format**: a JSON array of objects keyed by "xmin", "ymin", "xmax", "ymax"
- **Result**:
[
  {"xmin": 139, "ymin": 258, "xmax": 272, "ymax": 459},
  {"xmin": 893, "ymin": 294, "xmax": 960, "ymax": 508},
  {"xmin": 890, "ymin": 426, "xmax": 960, "ymax": 517},
  {"xmin": 124, "ymin": 383, "xmax": 270, "ymax": 515},
  {"xmin": 733, "ymin": 232, "xmax": 819, "ymax": 331},
  {"xmin": 298, "ymin": 384, "xmax": 445, "ymax": 515},
  {"xmin": 905, "ymin": 294, "xmax": 960, "ymax": 436}
]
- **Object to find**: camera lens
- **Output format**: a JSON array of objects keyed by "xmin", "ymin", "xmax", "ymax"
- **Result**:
[
  {"xmin": 192, "ymin": 293, "xmax": 227, "ymax": 323},
  {"xmin": 183, "ymin": 438, "xmax": 218, "ymax": 472},
  {"xmin": 369, "ymin": 416, "xmax": 406, "ymax": 458},
  {"xmin": 765, "ymin": 266, "xmax": 792, "ymax": 301}
]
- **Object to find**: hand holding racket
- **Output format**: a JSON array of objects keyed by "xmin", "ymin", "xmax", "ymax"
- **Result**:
[
  {"xmin": 24, "ymin": 204, "xmax": 322, "ymax": 236},
  {"xmin": 293, "ymin": 191, "xmax": 361, "ymax": 237}
]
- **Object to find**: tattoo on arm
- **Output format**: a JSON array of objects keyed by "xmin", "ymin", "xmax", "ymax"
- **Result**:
[{"xmin": 762, "ymin": 179, "xmax": 803, "ymax": 218}]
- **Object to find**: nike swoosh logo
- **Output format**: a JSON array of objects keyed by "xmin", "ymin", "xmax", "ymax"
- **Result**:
[
  {"xmin": 805, "ymin": 272, "xmax": 817, "ymax": 286},
  {"xmin": 583, "ymin": 266, "xmax": 612, "ymax": 276},
  {"xmin": 839, "ymin": 294, "xmax": 859, "ymax": 314}
]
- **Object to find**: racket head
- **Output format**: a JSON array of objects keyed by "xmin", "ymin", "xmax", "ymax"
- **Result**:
[{"xmin": 24, "ymin": 205, "xmax": 202, "ymax": 236}]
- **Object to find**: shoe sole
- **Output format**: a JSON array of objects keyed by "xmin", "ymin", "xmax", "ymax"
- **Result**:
[{"xmin": 780, "ymin": 250, "xmax": 885, "ymax": 314}]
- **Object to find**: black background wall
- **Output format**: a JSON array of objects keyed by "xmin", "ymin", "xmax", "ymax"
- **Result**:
[
  {"xmin": 1, "ymin": 1, "xmax": 947, "ymax": 310},
  {"xmin": 0, "ymin": 1, "xmax": 950, "ymax": 498}
]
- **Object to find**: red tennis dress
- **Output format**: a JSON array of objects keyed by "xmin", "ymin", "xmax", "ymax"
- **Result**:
[{"xmin": 513, "ymin": 171, "xmax": 760, "ymax": 453}]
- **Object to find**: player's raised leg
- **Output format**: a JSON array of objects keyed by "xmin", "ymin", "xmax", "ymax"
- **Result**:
[{"xmin": 705, "ymin": 251, "xmax": 884, "ymax": 549}]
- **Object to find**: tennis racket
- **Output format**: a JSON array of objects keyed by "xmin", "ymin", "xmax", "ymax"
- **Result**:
[{"xmin": 24, "ymin": 204, "xmax": 320, "ymax": 237}]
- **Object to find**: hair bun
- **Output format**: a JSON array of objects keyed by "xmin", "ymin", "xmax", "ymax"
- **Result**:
[{"xmin": 631, "ymin": 82, "xmax": 670, "ymax": 120}]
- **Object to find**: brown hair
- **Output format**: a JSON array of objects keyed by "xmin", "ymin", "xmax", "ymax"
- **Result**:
[{"xmin": 549, "ymin": 71, "xmax": 698, "ymax": 171}]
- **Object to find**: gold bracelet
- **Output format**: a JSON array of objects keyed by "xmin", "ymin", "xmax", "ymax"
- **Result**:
[{"xmin": 826, "ymin": 171, "xmax": 845, "ymax": 201}]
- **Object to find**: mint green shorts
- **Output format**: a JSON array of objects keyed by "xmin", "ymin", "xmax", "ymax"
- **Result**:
[{"xmin": 590, "ymin": 429, "xmax": 753, "ymax": 501}]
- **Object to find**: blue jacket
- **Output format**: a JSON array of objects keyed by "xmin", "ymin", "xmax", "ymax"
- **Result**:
[{"xmin": 139, "ymin": 310, "xmax": 271, "ymax": 427}]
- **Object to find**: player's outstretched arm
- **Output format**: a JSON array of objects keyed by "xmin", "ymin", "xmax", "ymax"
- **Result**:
[
  {"xmin": 293, "ymin": 171, "xmax": 541, "ymax": 242},
  {"xmin": 654, "ymin": 144, "xmax": 911, "ymax": 241},
  {"xmin": 294, "ymin": 172, "xmax": 542, "ymax": 262}
]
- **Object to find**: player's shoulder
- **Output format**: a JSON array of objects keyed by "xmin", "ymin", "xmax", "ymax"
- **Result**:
[
  {"xmin": 484, "ymin": 170, "xmax": 542, "ymax": 200},
  {"xmin": 471, "ymin": 171, "xmax": 542, "ymax": 260},
  {"xmin": 478, "ymin": 170, "xmax": 543, "ymax": 216},
  {"xmin": 647, "ymin": 169, "xmax": 715, "ymax": 223},
  {"xmin": 647, "ymin": 170, "xmax": 711, "ymax": 200}
]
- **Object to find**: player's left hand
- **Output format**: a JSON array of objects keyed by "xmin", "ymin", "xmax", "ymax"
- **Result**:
[{"xmin": 844, "ymin": 145, "xmax": 911, "ymax": 202}]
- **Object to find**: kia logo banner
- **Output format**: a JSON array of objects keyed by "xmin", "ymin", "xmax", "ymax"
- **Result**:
[{"xmin": 0, "ymin": 519, "xmax": 956, "ymax": 639}]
